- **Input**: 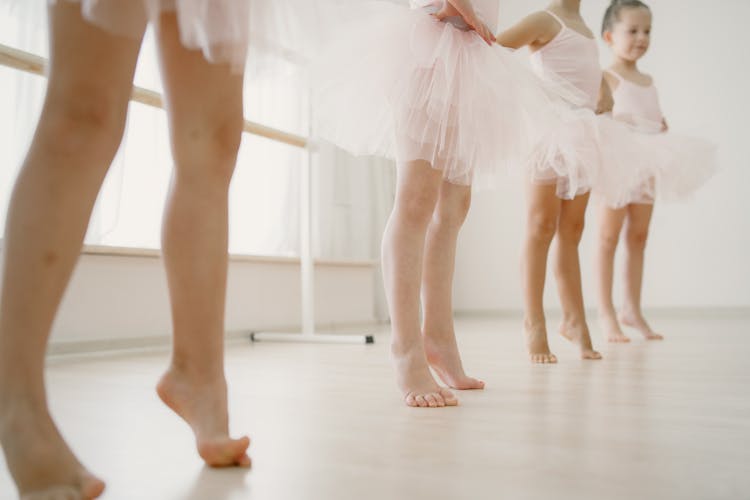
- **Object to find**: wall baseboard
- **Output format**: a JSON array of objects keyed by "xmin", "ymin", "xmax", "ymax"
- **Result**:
[
  {"xmin": 47, "ymin": 320, "xmax": 390, "ymax": 357},
  {"xmin": 0, "ymin": 249, "xmax": 379, "ymax": 347},
  {"xmin": 455, "ymin": 307, "xmax": 750, "ymax": 320}
]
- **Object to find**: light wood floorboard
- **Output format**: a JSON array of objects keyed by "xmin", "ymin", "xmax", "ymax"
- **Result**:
[{"xmin": 1, "ymin": 315, "xmax": 748, "ymax": 499}]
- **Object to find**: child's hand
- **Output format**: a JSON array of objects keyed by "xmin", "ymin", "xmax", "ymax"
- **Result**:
[
  {"xmin": 661, "ymin": 118, "xmax": 669, "ymax": 132},
  {"xmin": 433, "ymin": 1, "xmax": 496, "ymax": 45},
  {"xmin": 431, "ymin": 1, "xmax": 461, "ymax": 20},
  {"xmin": 469, "ymin": 19, "xmax": 497, "ymax": 46}
]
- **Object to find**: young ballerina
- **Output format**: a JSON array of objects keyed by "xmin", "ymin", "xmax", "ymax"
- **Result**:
[
  {"xmin": 314, "ymin": 0, "xmax": 570, "ymax": 406},
  {"xmin": 0, "ymin": 1, "xmax": 293, "ymax": 497},
  {"xmin": 496, "ymin": 0, "xmax": 609, "ymax": 363},
  {"xmin": 595, "ymin": 0, "xmax": 717, "ymax": 342}
]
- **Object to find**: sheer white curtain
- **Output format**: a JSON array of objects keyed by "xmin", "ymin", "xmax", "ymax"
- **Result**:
[{"xmin": 0, "ymin": 2, "xmax": 395, "ymax": 275}]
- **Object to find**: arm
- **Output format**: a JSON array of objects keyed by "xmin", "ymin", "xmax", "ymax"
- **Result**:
[
  {"xmin": 433, "ymin": 0, "xmax": 495, "ymax": 45},
  {"xmin": 596, "ymin": 76, "xmax": 614, "ymax": 115},
  {"xmin": 444, "ymin": 0, "xmax": 481, "ymax": 24},
  {"xmin": 495, "ymin": 12, "xmax": 556, "ymax": 50}
]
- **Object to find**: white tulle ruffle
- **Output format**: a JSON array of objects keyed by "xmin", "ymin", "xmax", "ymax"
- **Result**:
[
  {"xmin": 41, "ymin": 0, "xmax": 321, "ymax": 70},
  {"xmin": 313, "ymin": 1, "xmax": 570, "ymax": 189}
]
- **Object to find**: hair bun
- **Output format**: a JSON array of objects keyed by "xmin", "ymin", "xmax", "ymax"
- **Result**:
[{"xmin": 602, "ymin": 0, "xmax": 651, "ymax": 36}]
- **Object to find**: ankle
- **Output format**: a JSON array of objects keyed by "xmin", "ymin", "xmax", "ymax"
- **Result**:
[
  {"xmin": 561, "ymin": 315, "xmax": 586, "ymax": 330},
  {"xmin": 390, "ymin": 337, "xmax": 424, "ymax": 357},
  {"xmin": 619, "ymin": 308, "xmax": 641, "ymax": 321},
  {"xmin": 0, "ymin": 399, "xmax": 51, "ymax": 437},
  {"xmin": 422, "ymin": 324, "xmax": 454, "ymax": 341},
  {"xmin": 164, "ymin": 361, "xmax": 226, "ymax": 387},
  {"xmin": 0, "ymin": 382, "xmax": 47, "ymax": 416},
  {"xmin": 598, "ymin": 309, "xmax": 618, "ymax": 323},
  {"xmin": 523, "ymin": 317, "xmax": 546, "ymax": 331}
]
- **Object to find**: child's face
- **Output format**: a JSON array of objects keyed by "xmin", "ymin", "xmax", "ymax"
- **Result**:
[{"xmin": 606, "ymin": 7, "xmax": 652, "ymax": 62}]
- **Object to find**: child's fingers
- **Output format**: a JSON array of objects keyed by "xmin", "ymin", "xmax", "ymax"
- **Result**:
[
  {"xmin": 476, "ymin": 23, "xmax": 495, "ymax": 45},
  {"xmin": 431, "ymin": 4, "xmax": 452, "ymax": 21}
]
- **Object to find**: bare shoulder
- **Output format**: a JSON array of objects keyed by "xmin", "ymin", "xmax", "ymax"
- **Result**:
[
  {"xmin": 603, "ymin": 67, "xmax": 620, "ymax": 90},
  {"xmin": 527, "ymin": 10, "xmax": 560, "ymax": 33},
  {"xmin": 524, "ymin": 10, "xmax": 561, "ymax": 46},
  {"xmin": 496, "ymin": 10, "xmax": 559, "ymax": 49},
  {"xmin": 629, "ymin": 70, "xmax": 654, "ymax": 86}
]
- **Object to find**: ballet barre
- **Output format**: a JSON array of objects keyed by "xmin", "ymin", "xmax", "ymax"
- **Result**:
[{"xmin": 0, "ymin": 43, "xmax": 374, "ymax": 346}]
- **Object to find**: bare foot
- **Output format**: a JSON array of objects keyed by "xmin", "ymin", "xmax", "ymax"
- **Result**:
[
  {"xmin": 0, "ymin": 403, "xmax": 105, "ymax": 499},
  {"xmin": 156, "ymin": 369, "xmax": 251, "ymax": 467},
  {"xmin": 423, "ymin": 328, "xmax": 485, "ymax": 390},
  {"xmin": 559, "ymin": 321, "xmax": 603, "ymax": 360},
  {"xmin": 524, "ymin": 320, "xmax": 557, "ymax": 364},
  {"xmin": 619, "ymin": 312, "xmax": 664, "ymax": 340},
  {"xmin": 600, "ymin": 314, "xmax": 631, "ymax": 343},
  {"xmin": 392, "ymin": 342, "xmax": 459, "ymax": 408}
]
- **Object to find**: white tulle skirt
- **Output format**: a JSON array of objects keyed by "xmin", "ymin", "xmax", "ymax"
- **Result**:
[
  {"xmin": 526, "ymin": 106, "xmax": 659, "ymax": 203},
  {"xmin": 312, "ymin": 1, "xmax": 569, "ymax": 189},
  {"xmin": 43, "ymin": 0, "xmax": 315, "ymax": 70},
  {"xmin": 650, "ymin": 134, "xmax": 717, "ymax": 202},
  {"xmin": 595, "ymin": 117, "xmax": 718, "ymax": 206}
]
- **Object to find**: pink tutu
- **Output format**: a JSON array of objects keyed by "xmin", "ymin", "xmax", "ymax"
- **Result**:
[
  {"xmin": 650, "ymin": 134, "xmax": 717, "ymax": 202},
  {"xmin": 528, "ymin": 107, "xmax": 659, "ymax": 205},
  {"xmin": 593, "ymin": 71, "xmax": 718, "ymax": 207},
  {"xmin": 41, "ymin": 0, "xmax": 317, "ymax": 70},
  {"xmin": 312, "ymin": 1, "xmax": 568, "ymax": 189},
  {"xmin": 524, "ymin": 96, "xmax": 659, "ymax": 207},
  {"xmin": 607, "ymin": 116, "xmax": 718, "ymax": 205},
  {"xmin": 520, "ymin": 9, "xmax": 660, "ymax": 203}
]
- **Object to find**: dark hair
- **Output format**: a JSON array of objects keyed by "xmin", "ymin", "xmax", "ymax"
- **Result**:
[{"xmin": 601, "ymin": 0, "xmax": 651, "ymax": 36}]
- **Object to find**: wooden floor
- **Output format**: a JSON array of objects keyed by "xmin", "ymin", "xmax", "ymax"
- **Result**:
[{"xmin": 1, "ymin": 314, "xmax": 749, "ymax": 500}]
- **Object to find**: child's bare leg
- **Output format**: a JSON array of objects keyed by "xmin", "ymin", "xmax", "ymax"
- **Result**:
[
  {"xmin": 382, "ymin": 161, "xmax": 458, "ymax": 408},
  {"xmin": 596, "ymin": 203, "xmax": 630, "ymax": 343},
  {"xmin": 619, "ymin": 203, "xmax": 663, "ymax": 340},
  {"xmin": 153, "ymin": 13, "xmax": 250, "ymax": 466},
  {"xmin": 522, "ymin": 183, "xmax": 560, "ymax": 363},
  {"xmin": 0, "ymin": 4, "xmax": 142, "ymax": 498},
  {"xmin": 555, "ymin": 193, "xmax": 602, "ymax": 360},
  {"xmin": 422, "ymin": 180, "xmax": 484, "ymax": 390}
]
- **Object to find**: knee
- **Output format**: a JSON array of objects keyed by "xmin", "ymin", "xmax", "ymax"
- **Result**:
[
  {"xmin": 558, "ymin": 217, "xmax": 586, "ymax": 243},
  {"xmin": 435, "ymin": 189, "xmax": 471, "ymax": 228},
  {"xmin": 599, "ymin": 231, "xmax": 620, "ymax": 252},
  {"xmin": 626, "ymin": 227, "xmax": 649, "ymax": 249},
  {"xmin": 170, "ymin": 111, "xmax": 243, "ymax": 185},
  {"xmin": 395, "ymin": 188, "xmax": 439, "ymax": 230},
  {"xmin": 41, "ymin": 82, "xmax": 128, "ymax": 164},
  {"xmin": 527, "ymin": 213, "xmax": 557, "ymax": 243}
]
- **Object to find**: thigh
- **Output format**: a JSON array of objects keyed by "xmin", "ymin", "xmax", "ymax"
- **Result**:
[
  {"xmin": 625, "ymin": 202, "xmax": 655, "ymax": 234},
  {"xmin": 45, "ymin": 2, "xmax": 143, "ymax": 127},
  {"xmin": 155, "ymin": 12, "xmax": 245, "ymax": 161},
  {"xmin": 559, "ymin": 191, "xmax": 590, "ymax": 229},
  {"xmin": 393, "ymin": 160, "xmax": 444, "ymax": 209},
  {"xmin": 526, "ymin": 182, "xmax": 562, "ymax": 224},
  {"xmin": 598, "ymin": 203, "xmax": 628, "ymax": 240},
  {"xmin": 435, "ymin": 179, "xmax": 471, "ymax": 213}
]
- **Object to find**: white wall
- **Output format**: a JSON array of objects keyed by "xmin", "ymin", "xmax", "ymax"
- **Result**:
[
  {"xmin": 0, "ymin": 248, "xmax": 378, "ymax": 349},
  {"xmin": 454, "ymin": 0, "xmax": 750, "ymax": 313}
]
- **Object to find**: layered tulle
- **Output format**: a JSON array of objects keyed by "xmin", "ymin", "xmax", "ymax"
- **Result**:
[
  {"xmin": 615, "ymin": 117, "xmax": 718, "ymax": 204},
  {"xmin": 597, "ymin": 116, "xmax": 718, "ymax": 208},
  {"xmin": 651, "ymin": 137, "xmax": 717, "ymax": 201},
  {"xmin": 520, "ymin": 65, "xmax": 658, "ymax": 204},
  {"xmin": 40, "ymin": 0, "xmax": 323, "ymax": 70},
  {"xmin": 312, "ymin": 1, "xmax": 573, "ymax": 189},
  {"xmin": 526, "ymin": 106, "xmax": 657, "ymax": 203}
]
